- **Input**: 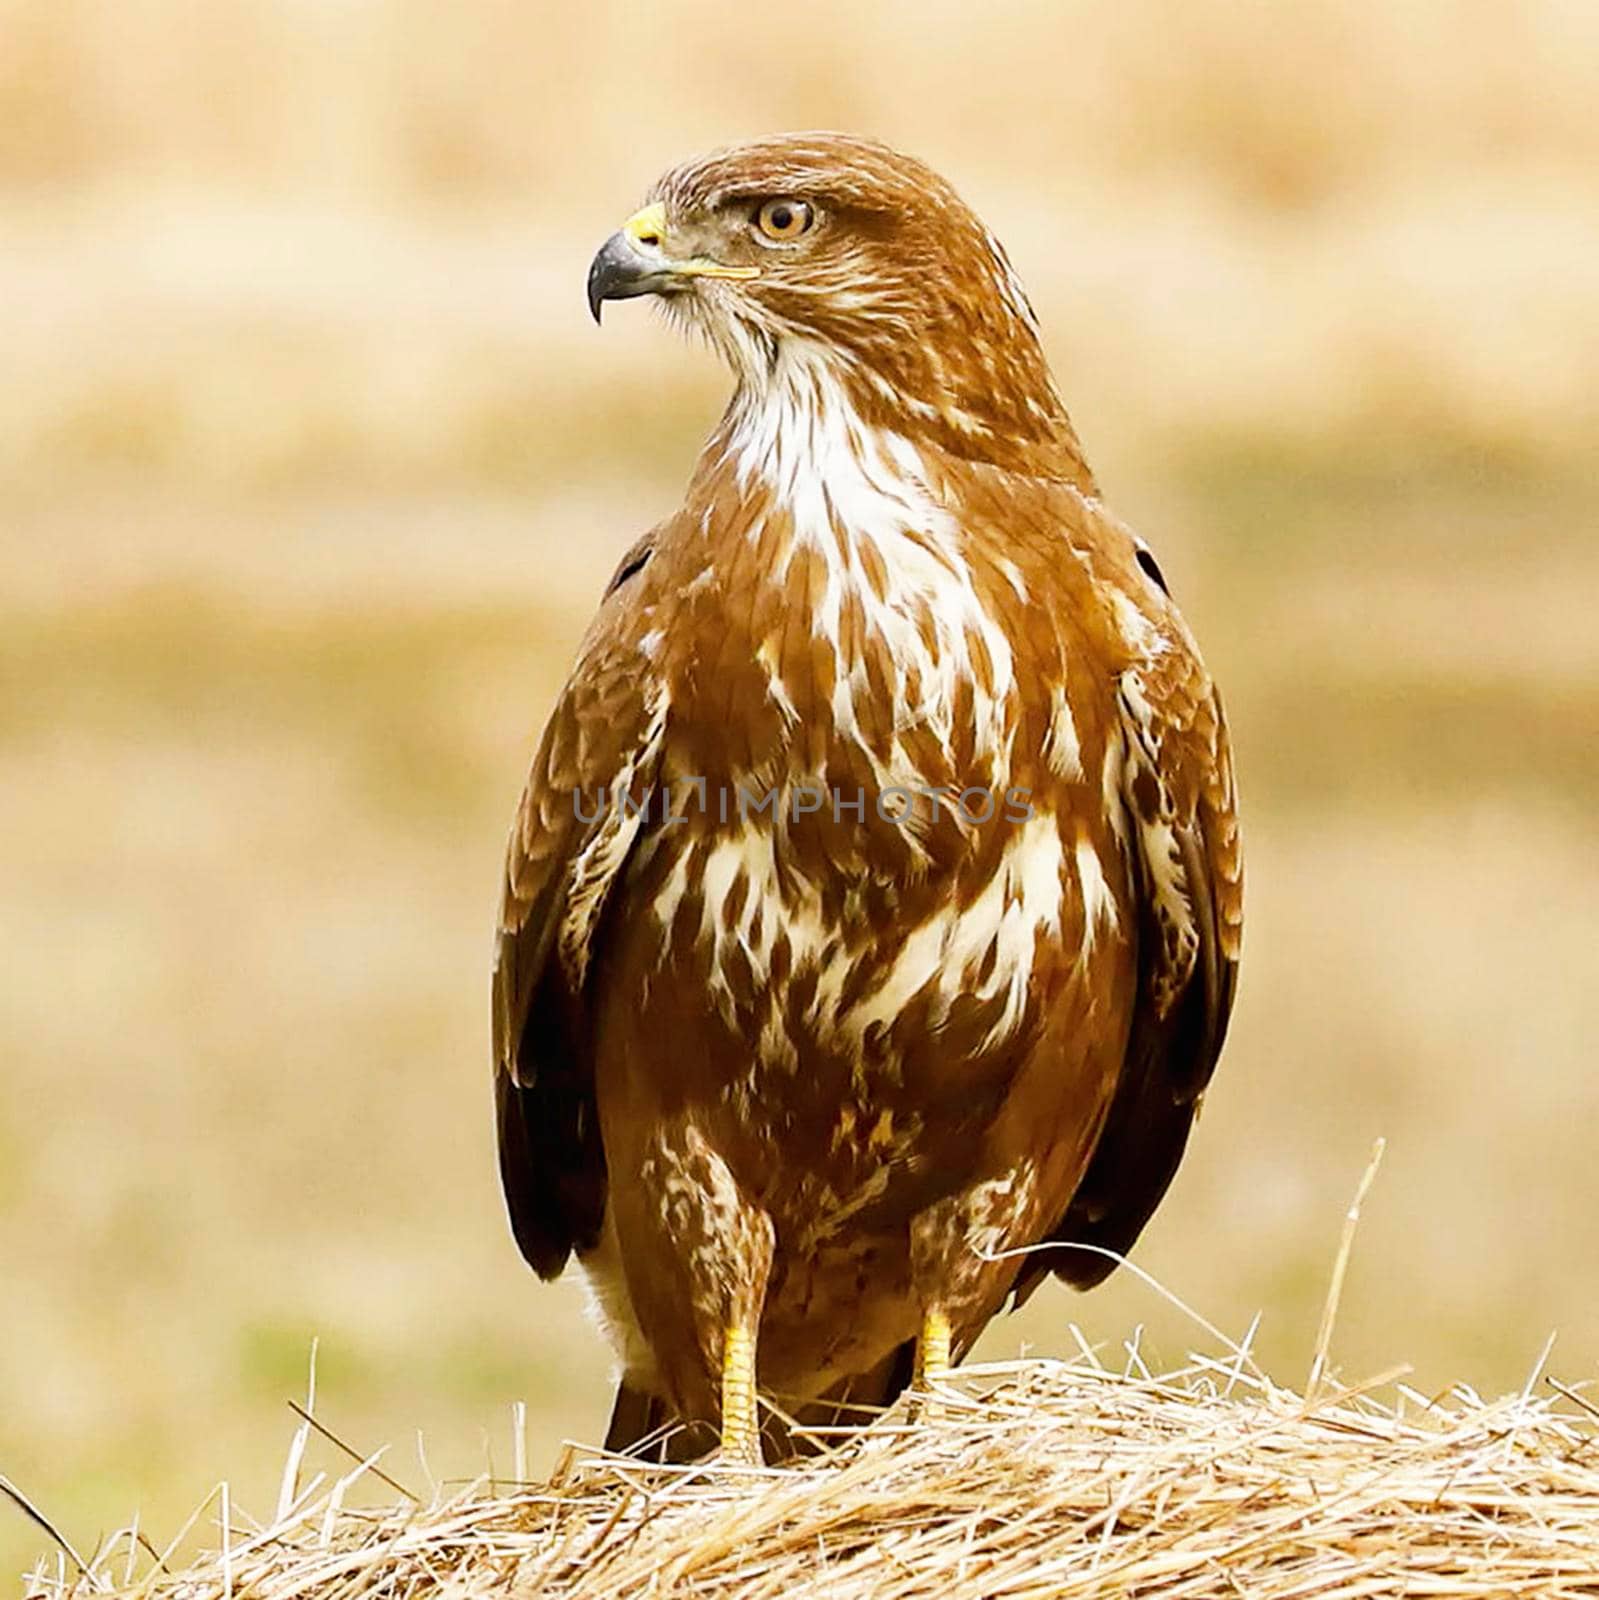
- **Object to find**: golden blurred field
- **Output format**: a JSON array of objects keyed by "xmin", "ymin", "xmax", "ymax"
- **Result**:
[{"xmin": 3, "ymin": 0, "xmax": 1598, "ymax": 1582}]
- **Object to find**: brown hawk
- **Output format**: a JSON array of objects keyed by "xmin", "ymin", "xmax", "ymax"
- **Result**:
[{"xmin": 494, "ymin": 133, "xmax": 1242, "ymax": 1463}]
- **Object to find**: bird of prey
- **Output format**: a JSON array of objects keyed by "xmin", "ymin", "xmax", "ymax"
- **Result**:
[{"xmin": 493, "ymin": 133, "xmax": 1242, "ymax": 1463}]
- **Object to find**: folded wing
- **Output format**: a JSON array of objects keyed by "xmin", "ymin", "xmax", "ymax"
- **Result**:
[
  {"xmin": 492, "ymin": 539, "xmax": 668, "ymax": 1281},
  {"xmin": 1018, "ymin": 598, "xmax": 1243, "ymax": 1297}
]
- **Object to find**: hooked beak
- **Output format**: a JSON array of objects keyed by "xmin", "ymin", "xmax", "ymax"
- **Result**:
[{"xmin": 586, "ymin": 201, "xmax": 759, "ymax": 324}]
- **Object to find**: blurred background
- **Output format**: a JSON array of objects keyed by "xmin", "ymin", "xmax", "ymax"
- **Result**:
[{"xmin": 3, "ymin": 0, "xmax": 1598, "ymax": 1580}]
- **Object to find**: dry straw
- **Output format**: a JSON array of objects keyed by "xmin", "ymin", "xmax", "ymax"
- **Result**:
[
  {"xmin": 20, "ymin": 1347, "xmax": 1599, "ymax": 1600},
  {"xmin": 14, "ymin": 1147, "xmax": 1599, "ymax": 1598}
]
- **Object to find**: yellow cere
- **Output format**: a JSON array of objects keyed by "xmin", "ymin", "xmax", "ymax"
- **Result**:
[{"xmin": 622, "ymin": 202, "xmax": 668, "ymax": 247}]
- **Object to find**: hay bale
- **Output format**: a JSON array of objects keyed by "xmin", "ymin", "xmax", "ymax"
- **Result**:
[{"xmin": 26, "ymin": 1348, "xmax": 1599, "ymax": 1599}]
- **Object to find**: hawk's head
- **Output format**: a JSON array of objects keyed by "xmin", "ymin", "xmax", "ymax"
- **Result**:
[{"xmin": 587, "ymin": 133, "xmax": 1084, "ymax": 474}]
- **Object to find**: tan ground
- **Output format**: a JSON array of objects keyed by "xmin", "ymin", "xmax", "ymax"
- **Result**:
[{"xmin": 3, "ymin": 0, "xmax": 1598, "ymax": 1581}]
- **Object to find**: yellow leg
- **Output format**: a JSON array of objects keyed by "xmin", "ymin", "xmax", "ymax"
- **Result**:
[
  {"xmin": 719, "ymin": 1321, "xmax": 761, "ymax": 1464},
  {"xmin": 913, "ymin": 1306, "xmax": 953, "ymax": 1392}
]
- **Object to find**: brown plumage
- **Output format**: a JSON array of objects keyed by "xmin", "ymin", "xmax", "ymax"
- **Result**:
[{"xmin": 493, "ymin": 133, "xmax": 1242, "ymax": 1461}]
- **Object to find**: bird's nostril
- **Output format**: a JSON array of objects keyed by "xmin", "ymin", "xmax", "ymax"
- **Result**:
[{"xmin": 637, "ymin": 232, "xmax": 660, "ymax": 248}]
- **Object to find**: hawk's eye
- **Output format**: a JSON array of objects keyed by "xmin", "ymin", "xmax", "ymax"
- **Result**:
[{"xmin": 754, "ymin": 199, "xmax": 813, "ymax": 242}]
